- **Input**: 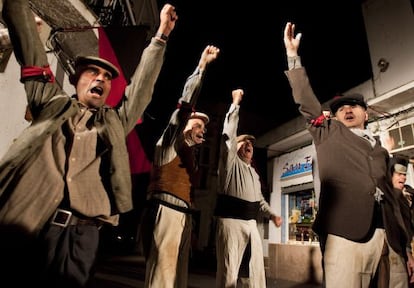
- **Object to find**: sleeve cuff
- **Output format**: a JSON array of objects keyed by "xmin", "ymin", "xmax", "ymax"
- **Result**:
[{"xmin": 287, "ymin": 56, "xmax": 302, "ymax": 70}]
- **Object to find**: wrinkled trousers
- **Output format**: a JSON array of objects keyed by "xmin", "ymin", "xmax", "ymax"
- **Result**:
[
  {"xmin": 141, "ymin": 202, "xmax": 192, "ymax": 288},
  {"xmin": 215, "ymin": 218, "xmax": 266, "ymax": 288},
  {"xmin": 324, "ymin": 229, "xmax": 408, "ymax": 288}
]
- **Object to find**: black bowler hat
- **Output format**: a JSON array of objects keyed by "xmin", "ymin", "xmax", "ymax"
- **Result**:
[{"xmin": 329, "ymin": 93, "xmax": 367, "ymax": 114}]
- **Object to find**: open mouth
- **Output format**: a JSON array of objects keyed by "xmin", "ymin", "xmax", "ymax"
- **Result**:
[
  {"xmin": 344, "ymin": 114, "xmax": 354, "ymax": 120},
  {"xmin": 90, "ymin": 86, "xmax": 103, "ymax": 96},
  {"xmin": 196, "ymin": 134, "xmax": 204, "ymax": 141}
]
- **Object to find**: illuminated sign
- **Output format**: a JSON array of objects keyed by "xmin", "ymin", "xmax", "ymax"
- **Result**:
[{"xmin": 281, "ymin": 155, "xmax": 312, "ymax": 180}]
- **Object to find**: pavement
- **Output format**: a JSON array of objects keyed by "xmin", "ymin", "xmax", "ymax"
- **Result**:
[{"xmin": 92, "ymin": 251, "xmax": 323, "ymax": 288}]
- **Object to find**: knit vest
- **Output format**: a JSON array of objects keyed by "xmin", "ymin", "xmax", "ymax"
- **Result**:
[{"xmin": 147, "ymin": 156, "xmax": 192, "ymax": 204}]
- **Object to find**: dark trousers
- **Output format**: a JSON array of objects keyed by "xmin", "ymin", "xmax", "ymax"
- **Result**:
[
  {"xmin": 0, "ymin": 222, "xmax": 100, "ymax": 288},
  {"xmin": 39, "ymin": 224, "xmax": 101, "ymax": 288},
  {"xmin": 0, "ymin": 223, "xmax": 99, "ymax": 287}
]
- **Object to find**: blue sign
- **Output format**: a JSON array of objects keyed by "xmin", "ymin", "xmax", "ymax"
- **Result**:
[{"xmin": 281, "ymin": 156, "xmax": 312, "ymax": 179}]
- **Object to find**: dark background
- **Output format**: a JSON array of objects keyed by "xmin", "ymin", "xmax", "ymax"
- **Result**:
[
  {"xmin": 102, "ymin": 0, "xmax": 374, "ymax": 250},
  {"xmin": 142, "ymin": 0, "xmax": 372, "ymax": 140}
]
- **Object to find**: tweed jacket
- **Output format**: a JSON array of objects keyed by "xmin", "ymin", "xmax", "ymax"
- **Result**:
[
  {"xmin": 285, "ymin": 67, "xmax": 408, "ymax": 256},
  {"xmin": 0, "ymin": 37, "xmax": 166, "ymax": 233}
]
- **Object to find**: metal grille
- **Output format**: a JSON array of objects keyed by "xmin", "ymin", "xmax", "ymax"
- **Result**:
[{"xmin": 85, "ymin": 0, "xmax": 136, "ymax": 26}]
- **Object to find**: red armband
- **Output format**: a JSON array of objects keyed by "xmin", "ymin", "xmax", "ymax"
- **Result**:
[
  {"xmin": 310, "ymin": 114, "xmax": 328, "ymax": 127},
  {"xmin": 21, "ymin": 65, "xmax": 55, "ymax": 83}
]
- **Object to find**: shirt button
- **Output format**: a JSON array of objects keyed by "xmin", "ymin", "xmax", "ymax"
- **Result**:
[
  {"xmin": 68, "ymin": 178, "xmax": 72, "ymax": 182},
  {"xmin": 71, "ymin": 158, "xmax": 76, "ymax": 162}
]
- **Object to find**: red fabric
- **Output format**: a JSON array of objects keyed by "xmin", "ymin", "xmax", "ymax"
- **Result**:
[
  {"xmin": 21, "ymin": 65, "xmax": 55, "ymax": 83},
  {"xmin": 98, "ymin": 28, "xmax": 127, "ymax": 107},
  {"xmin": 98, "ymin": 27, "xmax": 151, "ymax": 174},
  {"xmin": 126, "ymin": 129, "xmax": 152, "ymax": 173},
  {"xmin": 310, "ymin": 114, "xmax": 328, "ymax": 127}
]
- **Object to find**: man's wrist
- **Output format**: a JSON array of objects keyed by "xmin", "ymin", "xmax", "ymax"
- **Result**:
[{"xmin": 155, "ymin": 32, "xmax": 169, "ymax": 42}]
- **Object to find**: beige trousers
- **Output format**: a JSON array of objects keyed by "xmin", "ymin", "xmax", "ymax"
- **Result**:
[
  {"xmin": 215, "ymin": 218, "xmax": 266, "ymax": 288},
  {"xmin": 324, "ymin": 229, "xmax": 408, "ymax": 288},
  {"xmin": 144, "ymin": 204, "xmax": 192, "ymax": 288}
]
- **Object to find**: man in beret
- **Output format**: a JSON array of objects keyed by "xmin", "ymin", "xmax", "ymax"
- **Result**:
[
  {"xmin": 0, "ymin": 0, "xmax": 177, "ymax": 286},
  {"xmin": 283, "ymin": 21, "xmax": 411, "ymax": 287},
  {"xmin": 214, "ymin": 88, "xmax": 282, "ymax": 288},
  {"xmin": 140, "ymin": 44, "xmax": 220, "ymax": 288}
]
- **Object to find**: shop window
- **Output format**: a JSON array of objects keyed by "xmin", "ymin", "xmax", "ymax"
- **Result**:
[{"xmin": 285, "ymin": 188, "xmax": 318, "ymax": 244}]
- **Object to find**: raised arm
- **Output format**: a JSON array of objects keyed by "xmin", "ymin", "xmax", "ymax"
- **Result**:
[
  {"xmin": 283, "ymin": 22, "xmax": 322, "ymax": 120},
  {"xmin": 121, "ymin": 3, "xmax": 178, "ymax": 133},
  {"xmin": 222, "ymin": 89, "xmax": 244, "ymax": 152},
  {"xmin": 160, "ymin": 45, "xmax": 220, "ymax": 148},
  {"xmin": 179, "ymin": 45, "xmax": 220, "ymax": 106}
]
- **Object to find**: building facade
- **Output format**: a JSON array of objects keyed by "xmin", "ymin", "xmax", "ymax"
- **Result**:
[{"xmin": 257, "ymin": 0, "xmax": 414, "ymax": 282}]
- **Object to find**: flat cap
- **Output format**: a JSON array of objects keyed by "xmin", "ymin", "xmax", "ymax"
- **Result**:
[
  {"xmin": 329, "ymin": 93, "xmax": 367, "ymax": 114},
  {"xmin": 236, "ymin": 134, "xmax": 256, "ymax": 144},
  {"xmin": 69, "ymin": 56, "xmax": 120, "ymax": 85}
]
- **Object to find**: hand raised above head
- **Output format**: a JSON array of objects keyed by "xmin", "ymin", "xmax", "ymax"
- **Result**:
[
  {"xmin": 204, "ymin": 45, "xmax": 220, "ymax": 63},
  {"xmin": 232, "ymin": 89, "xmax": 244, "ymax": 105},
  {"xmin": 283, "ymin": 22, "xmax": 301, "ymax": 57},
  {"xmin": 198, "ymin": 45, "xmax": 220, "ymax": 70},
  {"xmin": 156, "ymin": 3, "xmax": 178, "ymax": 41}
]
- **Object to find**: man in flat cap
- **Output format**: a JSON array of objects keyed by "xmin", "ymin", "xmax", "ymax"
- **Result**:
[
  {"xmin": 0, "ymin": 0, "xmax": 177, "ymax": 286},
  {"xmin": 214, "ymin": 88, "xmax": 282, "ymax": 288},
  {"xmin": 283, "ymin": 21, "xmax": 413, "ymax": 287},
  {"xmin": 140, "ymin": 44, "xmax": 220, "ymax": 288}
]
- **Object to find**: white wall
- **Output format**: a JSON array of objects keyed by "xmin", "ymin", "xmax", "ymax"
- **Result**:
[
  {"xmin": 0, "ymin": 10, "xmax": 78, "ymax": 160},
  {"xmin": 0, "ymin": 53, "xmax": 30, "ymax": 158},
  {"xmin": 0, "ymin": 49, "xmax": 74, "ymax": 159}
]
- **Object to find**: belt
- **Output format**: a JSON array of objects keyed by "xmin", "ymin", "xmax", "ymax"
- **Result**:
[
  {"xmin": 50, "ymin": 209, "xmax": 102, "ymax": 228},
  {"xmin": 149, "ymin": 197, "xmax": 196, "ymax": 214}
]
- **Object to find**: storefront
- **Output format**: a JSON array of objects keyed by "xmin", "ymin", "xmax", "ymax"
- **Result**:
[
  {"xmin": 265, "ymin": 113, "xmax": 414, "ymax": 283},
  {"xmin": 267, "ymin": 144, "xmax": 323, "ymax": 283}
]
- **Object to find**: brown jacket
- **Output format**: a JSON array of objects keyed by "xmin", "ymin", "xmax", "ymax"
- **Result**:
[{"xmin": 285, "ymin": 67, "xmax": 408, "ymax": 257}]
